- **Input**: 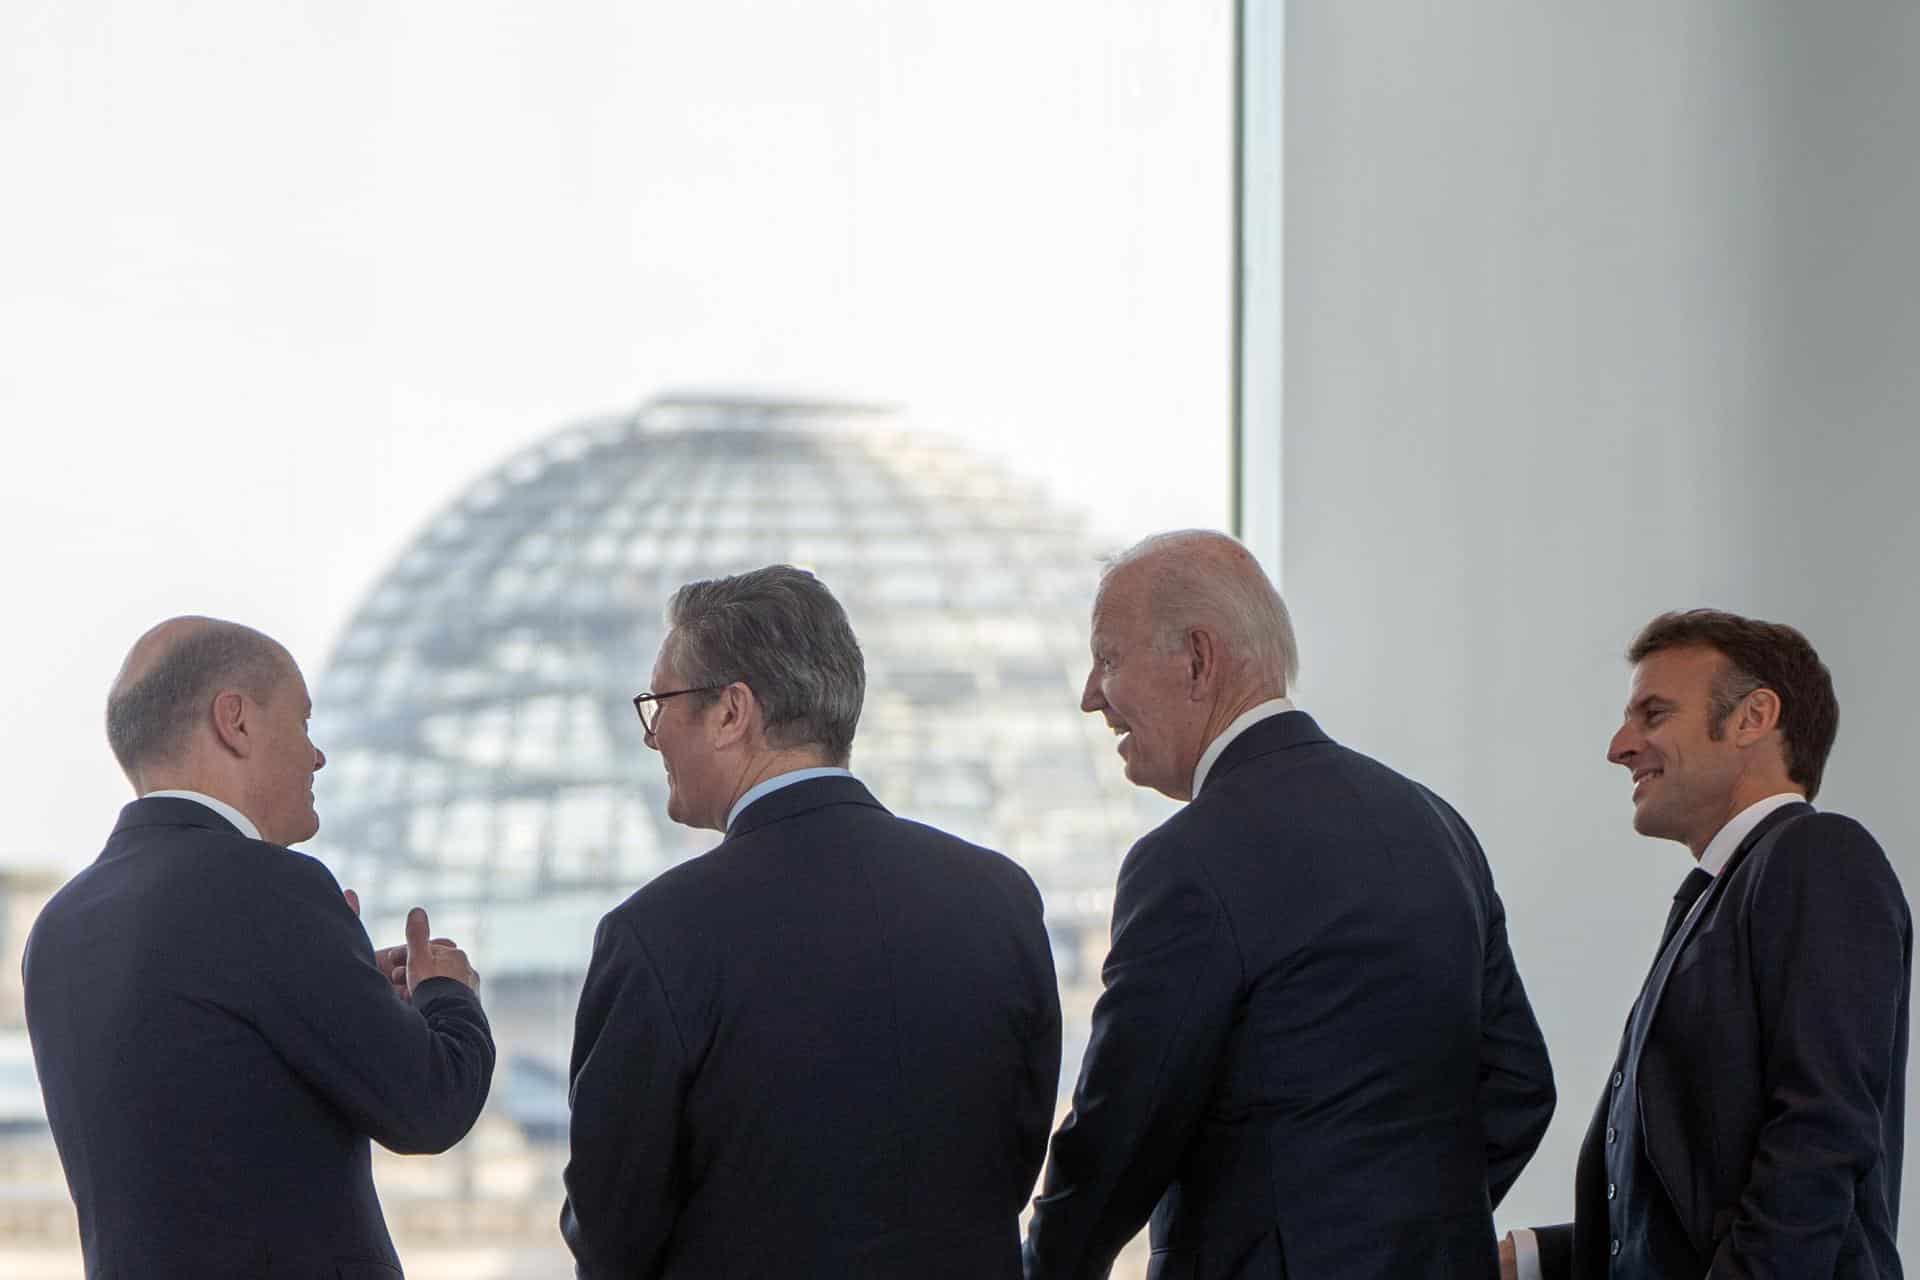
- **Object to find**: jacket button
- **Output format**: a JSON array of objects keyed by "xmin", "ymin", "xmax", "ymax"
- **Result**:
[
  {"xmin": 1612, "ymin": 1070, "xmax": 1623, "ymax": 1088},
  {"xmin": 1611, "ymin": 1239, "xmax": 1622, "ymax": 1256},
  {"xmin": 1606, "ymin": 1125, "xmax": 1617, "ymax": 1144},
  {"xmin": 1608, "ymin": 1182, "xmax": 1617, "ymax": 1199}
]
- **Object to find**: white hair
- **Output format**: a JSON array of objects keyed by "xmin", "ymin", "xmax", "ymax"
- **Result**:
[{"xmin": 1100, "ymin": 530, "xmax": 1299, "ymax": 692}]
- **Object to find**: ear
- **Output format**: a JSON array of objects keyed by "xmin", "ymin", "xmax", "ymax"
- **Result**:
[
  {"xmin": 710, "ymin": 682, "xmax": 758, "ymax": 750},
  {"xmin": 1732, "ymin": 687, "xmax": 1782, "ymax": 746},
  {"xmin": 210, "ymin": 689, "xmax": 251, "ymax": 758},
  {"xmin": 1185, "ymin": 626, "xmax": 1219, "ymax": 698}
]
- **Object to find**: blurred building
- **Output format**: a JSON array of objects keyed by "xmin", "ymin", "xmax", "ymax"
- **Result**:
[{"xmin": 300, "ymin": 394, "xmax": 1167, "ymax": 1270}]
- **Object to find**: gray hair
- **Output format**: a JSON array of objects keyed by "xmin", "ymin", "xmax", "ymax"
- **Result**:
[
  {"xmin": 1102, "ymin": 530, "xmax": 1300, "ymax": 692},
  {"xmin": 664, "ymin": 565, "xmax": 865, "ymax": 766},
  {"xmin": 106, "ymin": 619, "xmax": 291, "ymax": 777}
]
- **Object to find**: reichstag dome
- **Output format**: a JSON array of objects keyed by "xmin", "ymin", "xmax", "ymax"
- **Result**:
[{"xmin": 309, "ymin": 395, "xmax": 1167, "ymax": 1043}]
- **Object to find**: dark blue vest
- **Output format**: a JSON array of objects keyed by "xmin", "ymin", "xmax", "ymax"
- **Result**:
[{"xmin": 1604, "ymin": 868, "xmax": 1713, "ymax": 1274}]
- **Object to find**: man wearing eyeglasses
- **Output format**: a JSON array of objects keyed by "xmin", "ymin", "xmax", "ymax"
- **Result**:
[{"xmin": 560, "ymin": 564, "xmax": 1062, "ymax": 1279}]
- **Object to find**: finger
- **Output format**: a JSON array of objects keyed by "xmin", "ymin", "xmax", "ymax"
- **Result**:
[
  {"xmin": 405, "ymin": 907, "xmax": 431, "ymax": 972},
  {"xmin": 429, "ymin": 937, "xmax": 456, "ymax": 948},
  {"xmin": 343, "ymin": 888, "xmax": 360, "ymax": 917}
]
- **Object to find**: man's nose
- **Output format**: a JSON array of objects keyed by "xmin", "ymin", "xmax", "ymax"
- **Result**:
[
  {"xmin": 1079, "ymin": 668, "xmax": 1104, "ymax": 714},
  {"xmin": 1606, "ymin": 724, "xmax": 1636, "ymax": 766}
]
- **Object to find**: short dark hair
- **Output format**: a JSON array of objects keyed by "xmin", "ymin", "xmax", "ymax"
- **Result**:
[
  {"xmin": 665, "ymin": 565, "xmax": 865, "ymax": 766},
  {"xmin": 1628, "ymin": 609, "xmax": 1838, "ymax": 800},
  {"xmin": 106, "ymin": 622, "xmax": 289, "ymax": 777}
]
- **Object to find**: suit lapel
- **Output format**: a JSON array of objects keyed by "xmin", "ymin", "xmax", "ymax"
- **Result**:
[
  {"xmin": 1637, "ymin": 801, "xmax": 1813, "ymax": 1031},
  {"xmin": 1634, "ymin": 800, "xmax": 1814, "ymax": 1254}
]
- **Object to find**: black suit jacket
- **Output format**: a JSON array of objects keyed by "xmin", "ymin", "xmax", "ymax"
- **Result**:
[
  {"xmin": 22, "ymin": 796, "xmax": 496, "ymax": 1280},
  {"xmin": 1024, "ymin": 712, "xmax": 1555, "ymax": 1280},
  {"xmin": 560, "ymin": 775, "xmax": 1062, "ymax": 1279},
  {"xmin": 1533, "ymin": 803, "xmax": 1910, "ymax": 1279}
]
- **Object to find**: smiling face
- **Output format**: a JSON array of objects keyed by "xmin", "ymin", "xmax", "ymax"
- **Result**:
[
  {"xmin": 248, "ymin": 657, "xmax": 326, "ymax": 847},
  {"xmin": 1080, "ymin": 568, "xmax": 1209, "ymax": 801},
  {"xmin": 1607, "ymin": 645, "xmax": 1750, "ymax": 857},
  {"xmin": 645, "ymin": 635, "xmax": 726, "ymax": 831}
]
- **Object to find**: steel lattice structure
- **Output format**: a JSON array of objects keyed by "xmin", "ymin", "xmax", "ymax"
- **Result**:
[{"xmin": 309, "ymin": 395, "xmax": 1165, "ymax": 978}]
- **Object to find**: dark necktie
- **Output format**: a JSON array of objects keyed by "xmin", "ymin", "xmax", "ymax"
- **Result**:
[{"xmin": 1658, "ymin": 866, "xmax": 1715, "ymax": 954}]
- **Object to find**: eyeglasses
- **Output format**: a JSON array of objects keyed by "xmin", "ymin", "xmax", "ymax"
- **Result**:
[{"xmin": 632, "ymin": 686, "xmax": 726, "ymax": 736}]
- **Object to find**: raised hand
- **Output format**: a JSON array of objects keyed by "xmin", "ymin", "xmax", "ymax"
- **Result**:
[
  {"xmin": 404, "ymin": 907, "xmax": 479, "ymax": 996},
  {"xmin": 350, "ymin": 889, "xmax": 456, "ymax": 1001}
]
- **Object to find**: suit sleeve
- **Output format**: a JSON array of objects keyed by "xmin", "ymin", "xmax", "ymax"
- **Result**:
[
  {"xmin": 1711, "ymin": 815, "xmax": 1911, "ymax": 1277},
  {"xmin": 246, "ymin": 853, "xmax": 495, "ymax": 1155},
  {"xmin": 1023, "ymin": 834, "xmax": 1240, "ymax": 1279},
  {"xmin": 1476, "ymin": 884, "xmax": 1556, "ymax": 1207},
  {"xmin": 1527, "ymin": 1223, "xmax": 1574, "ymax": 1279},
  {"xmin": 1017, "ymin": 873, "xmax": 1066, "ymax": 1200},
  {"xmin": 560, "ymin": 912, "xmax": 692, "ymax": 1280}
]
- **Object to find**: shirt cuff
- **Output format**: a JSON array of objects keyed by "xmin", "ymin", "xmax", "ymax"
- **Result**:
[{"xmin": 1511, "ymin": 1227, "xmax": 1544, "ymax": 1280}]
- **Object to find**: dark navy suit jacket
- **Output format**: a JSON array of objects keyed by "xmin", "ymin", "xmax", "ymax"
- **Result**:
[
  {"xmin": 1533, "ymin": 803, "xmax": 1910, "ymax": 1278},
  {"xmin": 560, "ymin": 775, "xmax": 1061, "ymax": 1279},
  {"xmin": 22, "ymin": 797, "xmax": 496, "ymax": 1279},
  {"xmin": 1025, "ymin": 712, "xmax": 1555, "ymax": 1280}
]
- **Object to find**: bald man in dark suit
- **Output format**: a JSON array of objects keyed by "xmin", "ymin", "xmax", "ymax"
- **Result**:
[{"xmin": 25, "ymin": 616, "xmax": 495, "ymax": 1279}]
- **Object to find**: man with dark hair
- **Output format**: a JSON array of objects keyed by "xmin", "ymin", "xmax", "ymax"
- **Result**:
[
  {"xmin": 1502, "ymin": 609, "xmax": 1910, "ymax": 1279},
  {"xmin": 561, "ymin": 565, "xmax": 1061, "ymax": 1278},
  {"xmin": 26, "ymin": 616, "xmax": 494, "ymax": 1279},
  {"xmin": 1024, "ymin": 531, "xmax": 1555, "ymax": 1280}
]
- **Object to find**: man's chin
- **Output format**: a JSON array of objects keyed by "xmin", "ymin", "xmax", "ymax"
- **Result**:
[{"xmin": 1628, "ymin": 803, "xmax": 1678, "ymax": 843}]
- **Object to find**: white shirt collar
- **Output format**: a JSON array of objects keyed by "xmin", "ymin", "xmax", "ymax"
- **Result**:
[
  {"xmin": 1698, "ymin": 791, "xmax": 1805, "ymax": 876},
  {"xmin": 143, "ymin": 789, "xmax": 264, "ymax": 842},
  {"xmin": 1192, "ymin": 697, "xmax": 1297, "ymax": 798},
  {"xmin": 726, "ymin": 767, "xmax": 855, "ymax": 832}
]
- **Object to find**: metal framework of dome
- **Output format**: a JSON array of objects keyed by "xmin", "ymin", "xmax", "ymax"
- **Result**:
[{"xmin": 309, "ymin": 395, "xmax": 1165, "ymax": 973}]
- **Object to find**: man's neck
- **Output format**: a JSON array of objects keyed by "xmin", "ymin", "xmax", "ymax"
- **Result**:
[
  {"xmin": 1197, "ymin": 687, "xmax": 1286, "ymax": 757},
  {"xmin": 1690, "ymin": 773, "xmax": 1804, "ymax": 860}
]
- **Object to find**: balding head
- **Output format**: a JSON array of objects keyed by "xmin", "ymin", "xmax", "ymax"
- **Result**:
[
  {"xmin": 1099, "ymin": 530, "xmax": 1299, "ymax": 694},
  {"xmin": 1082, "ymin": 531, "xmax": 1297, "ymax": 800},
  {"xmin": 107, "ymin": 617, "xmax": 294, "ymax": 786}
]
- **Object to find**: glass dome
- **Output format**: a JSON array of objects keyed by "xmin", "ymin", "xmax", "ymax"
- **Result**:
[{"xmin": 309, "ymin": 395, "xmax": 1166, "ymax": 975}]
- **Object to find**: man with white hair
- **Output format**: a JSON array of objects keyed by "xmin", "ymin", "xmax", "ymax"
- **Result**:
[
  {"xmin": 1023, "ymin": 531, "xmax": 1555, "ymax": 1280},
  {"xmin": 25, "ymin": 615, "xmax": 492, "ymax": 1280}
]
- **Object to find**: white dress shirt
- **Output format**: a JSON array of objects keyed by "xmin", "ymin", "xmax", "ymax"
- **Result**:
[
  {"xmin": 1191, "ymin": 697, "xmax": 1296, "ymax": 799},
  {"xmin": 1509, "ymin": 790, "xmax": 1807, "ymax": 1279},
  {"xmin": 143, "ymin": 789, "xmax": 263, "ymax": 841}
]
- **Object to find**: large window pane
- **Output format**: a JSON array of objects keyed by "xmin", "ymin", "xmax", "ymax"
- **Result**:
[{"xmin": 0, "ymin": 5, "xmax": 1230, "ymax": 1277}]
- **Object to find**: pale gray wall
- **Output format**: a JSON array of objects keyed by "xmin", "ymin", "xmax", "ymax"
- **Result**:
[{"xmin": 1275, "ymin": 0, "xmax": 1920, "ymax": 1238}]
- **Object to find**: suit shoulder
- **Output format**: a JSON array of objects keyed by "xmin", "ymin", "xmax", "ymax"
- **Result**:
[
  {"xmin": 1749, "ymin": 809, "xmax": 1908, "ymax": 918},
  {"xmin": 1114, "ymin": 807, "xmax": 1222, "ymax": 899},
  {"xmin": 1760, "ymin": 809, "xmax": 1894, "ymax": 871},
  {"xmin": 603, "ymin": 843, "xmax": 726, "ymax": 926},
  {"xmin": 887, "ymin": 811, "xmax": 1033, "ymax": 871},
  {"xmin": 210, "ymin": 837, "xmax": 347, "ymax": 900}
]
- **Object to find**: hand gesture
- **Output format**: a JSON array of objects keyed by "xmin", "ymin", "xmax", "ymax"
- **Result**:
[
  {"xmin": 347, "ymin": 889, "xmax": 465, "ymax": 1001},
  {"xmin": 404, "ymin": 907, "xmax": 480, "ymax": 996}
]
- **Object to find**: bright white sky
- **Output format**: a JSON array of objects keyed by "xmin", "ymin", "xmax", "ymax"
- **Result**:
[{"xmin": 0, "ymin": 2, "xmax": 1231, "ymax": 869}]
